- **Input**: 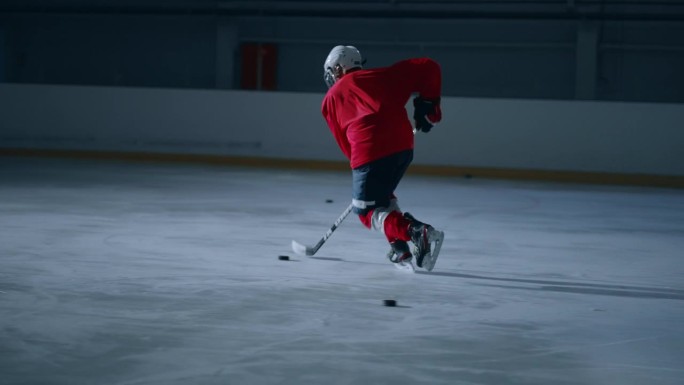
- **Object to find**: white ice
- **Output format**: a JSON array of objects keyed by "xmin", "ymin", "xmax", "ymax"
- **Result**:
[{"xmin": 1, "ymin": 156, "xmax": 683, "ymax": 385}]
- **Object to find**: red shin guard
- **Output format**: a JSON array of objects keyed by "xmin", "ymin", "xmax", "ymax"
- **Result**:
[
  {"xmin": 359, "ymin": 210, "xmax": 411, "ymax": 242},
  {"xmin": 383, "ymin": 211, "xmax": 411, "ymax": 242}
]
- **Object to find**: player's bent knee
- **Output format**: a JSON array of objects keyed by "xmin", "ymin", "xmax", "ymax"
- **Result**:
[
  {"xmin": 359, "ymin": 212, "xmax": 373, "ymax": 229},
  {"xmin": 358, "ymin": 207, "xmax": 395, "ymax": 233}
]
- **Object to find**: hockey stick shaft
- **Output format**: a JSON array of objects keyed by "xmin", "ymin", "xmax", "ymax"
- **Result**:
[{"xmin": 292, "ymin": 202, "xmax": 354, "ymax": 256}]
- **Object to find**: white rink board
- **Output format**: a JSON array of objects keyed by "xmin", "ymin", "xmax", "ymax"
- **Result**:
[{"xmin": 1, "ymin": 83, "xmax": 683, "ymax": 176}]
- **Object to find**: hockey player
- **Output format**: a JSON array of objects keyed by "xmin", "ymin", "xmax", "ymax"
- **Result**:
[{"xmin": 321, "ymin": 45, "xmax": 444, "ymax": 270}]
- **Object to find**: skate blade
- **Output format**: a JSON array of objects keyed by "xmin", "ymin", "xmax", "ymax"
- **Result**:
[
  {"xmin": 423, "ymin": 231, "xmax": 444, "ymax": 272},
  {"xmin": 393, "ymin": 260, "xmax": 415, "ymax": 273}
]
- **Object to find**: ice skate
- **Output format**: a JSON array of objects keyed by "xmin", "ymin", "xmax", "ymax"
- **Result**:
[
  {"xmin": 405, "ymin": 212, "xmax": 444, "ymax": 271},
  {"xmin": 387, "ymin": 240, "xmax": 412, "ymax": 263},
  {"xmin": 387, "ymin": 240, "xmax": 415, "ymax": 272}
]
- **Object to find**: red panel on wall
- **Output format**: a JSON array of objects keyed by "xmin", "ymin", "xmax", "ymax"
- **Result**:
[{"xmin": 240, "ymin": 43, "xmax": 277, "ymax": 90}]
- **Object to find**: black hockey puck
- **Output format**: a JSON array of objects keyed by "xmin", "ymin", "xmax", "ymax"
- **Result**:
[
  {"xmin": 325, "ymin": 199, "xmax": 334, "ymax": 203},
  {"xmin": 383, "ymin": 299, "xmax": 397, "ymax": 307},
  {"xmin": 278, "ymin": 255, "xmax": 290, "ymax": 261}
]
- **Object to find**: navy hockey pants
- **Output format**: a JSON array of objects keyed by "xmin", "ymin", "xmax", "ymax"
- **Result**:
[{"xmin": 351, "ymin": 149, "xmax": 413, "ymax": 216}]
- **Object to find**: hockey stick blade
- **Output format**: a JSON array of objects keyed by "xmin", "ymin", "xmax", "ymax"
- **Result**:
[
  {"xmin": 291, "ymin": 203, "xmax": 354, "ymax": 257},
  {"xmin": 291, "ymin": 240, "xmax": 314, "ymax": 256}
]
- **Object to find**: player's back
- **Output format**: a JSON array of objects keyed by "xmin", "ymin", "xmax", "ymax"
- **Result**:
[{"xmin": 330, "ymin": 65, "xmax": 415, "ymax": 167}]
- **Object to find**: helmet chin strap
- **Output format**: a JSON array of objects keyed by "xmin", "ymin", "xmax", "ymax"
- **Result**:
[{"xmin": 334, "ymin": 65, "xmax": 345, "ymax": 78}]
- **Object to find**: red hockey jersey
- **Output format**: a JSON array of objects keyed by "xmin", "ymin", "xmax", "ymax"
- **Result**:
[{"xmin": 321, "ymin": 58, "xmax": 441, "ymax": 168}]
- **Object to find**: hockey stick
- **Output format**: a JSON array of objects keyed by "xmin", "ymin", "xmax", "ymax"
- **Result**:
[{"xmin": 292, "ymin": 202, "xmax": 354, "ymax": 256}]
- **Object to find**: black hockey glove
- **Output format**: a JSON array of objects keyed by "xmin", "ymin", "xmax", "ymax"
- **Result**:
[{"xmin": 413, "ymin": 96, "xmax": 442, "ymax": 133}]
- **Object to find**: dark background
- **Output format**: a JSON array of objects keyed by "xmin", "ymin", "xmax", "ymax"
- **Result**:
[{"xmin": 1, "ymin": 0, "xmax": 683, "ymax": 103}]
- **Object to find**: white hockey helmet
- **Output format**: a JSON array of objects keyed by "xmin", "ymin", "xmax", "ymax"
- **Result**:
[{"xmin": 323, "ymin": 45, "xmax": 363, "ymax": 88}]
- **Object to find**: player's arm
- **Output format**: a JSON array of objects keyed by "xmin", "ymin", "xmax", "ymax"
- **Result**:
[
  {"xmin": 392, "ymin": 58, "xmax": 443, "ymax": 132},
  {"xmin": 322, "ymin": 97, "xmax": 352, "ymax": 160}
]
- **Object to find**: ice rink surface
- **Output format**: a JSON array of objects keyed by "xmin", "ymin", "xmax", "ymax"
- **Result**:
[{"xmin": 1, "ymin": 156, "xmax": 683, "ymax": 385}]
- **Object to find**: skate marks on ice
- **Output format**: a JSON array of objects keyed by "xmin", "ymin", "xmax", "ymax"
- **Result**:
[
  {"xmin": 417, "ymin": 270, "xmax": 684, "ymax": 301},
  {"xmin": 310, "ymin": 254, "xmax": 419, "ymax": 273}
]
